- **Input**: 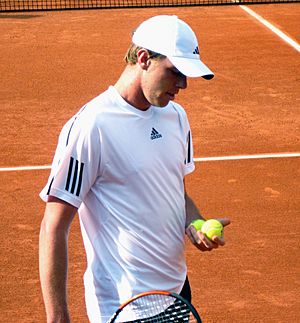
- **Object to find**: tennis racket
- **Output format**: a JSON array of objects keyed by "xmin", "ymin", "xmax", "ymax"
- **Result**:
[{"xmin": 108, "ymin": 290, "xmax": 202, "ymax": 323}]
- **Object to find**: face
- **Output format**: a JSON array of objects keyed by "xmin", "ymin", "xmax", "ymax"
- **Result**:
[{"xmin": 140, "ymin": 56, "xmax": 187, "ymax": 108}]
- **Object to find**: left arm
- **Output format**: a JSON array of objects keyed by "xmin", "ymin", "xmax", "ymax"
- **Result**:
[
  {"xmin": 182, "ymin": 117, "xmax": 230, "ymax": 251},
  {"xmin": 185, "ymin": 190, "xmax": 205, "ymax": 227},
  {"xmin": 184, "ymin": 186, "xmax": 230, "ymax": 251}
]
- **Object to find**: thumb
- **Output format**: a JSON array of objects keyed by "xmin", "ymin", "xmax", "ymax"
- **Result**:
[{"xmin": 217, "ymin": 218, "xmax": 231, "ymax": 227}]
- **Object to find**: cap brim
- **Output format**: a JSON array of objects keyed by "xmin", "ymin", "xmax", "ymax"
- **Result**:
[{"xmin": 169, "ymin": 56, "xmax": 214, "ymax": 79}]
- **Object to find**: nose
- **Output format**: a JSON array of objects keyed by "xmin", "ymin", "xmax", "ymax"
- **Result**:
[{"xmin": 177, "ymin": 74, "xmax": 187, "ymax": 89}]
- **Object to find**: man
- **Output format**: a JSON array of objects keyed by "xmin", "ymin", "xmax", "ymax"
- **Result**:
[{"xmin": 39, "ymin": 15, "xmax": 230, "ymax": 323}]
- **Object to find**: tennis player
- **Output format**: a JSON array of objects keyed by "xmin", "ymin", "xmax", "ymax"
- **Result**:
[{"xmin": 39, "ymin": 15, "xmax": 230, "ymax": 323}]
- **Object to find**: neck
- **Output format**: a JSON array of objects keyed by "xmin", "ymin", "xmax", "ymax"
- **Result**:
[{"xmin": 114, "ymin": 65, "xmax": 151, "ymax": 111}]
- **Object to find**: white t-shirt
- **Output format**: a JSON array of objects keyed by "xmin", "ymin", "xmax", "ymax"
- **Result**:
[{"xmin": 40, "ymin": 86, "xmax": 195, "ymax": 322}]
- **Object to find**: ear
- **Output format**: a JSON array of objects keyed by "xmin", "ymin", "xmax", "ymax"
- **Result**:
[{"xmin": 137, "ymin": 49, "xmax": 151, "ymax": 70}]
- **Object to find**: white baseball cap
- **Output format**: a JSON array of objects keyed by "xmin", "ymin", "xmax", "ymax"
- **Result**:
[{"xmin": 132, "ymin": 15, "xmax": 214, "ymax": 79}]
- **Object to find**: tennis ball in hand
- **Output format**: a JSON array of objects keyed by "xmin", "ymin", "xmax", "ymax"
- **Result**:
[
  {"xmin": 201, "ymin": 219, "xmax": 223, "ymax": 240},
  {"xmin": 191, "ymin": 219, "xmax": 205, "ymax": 231}
]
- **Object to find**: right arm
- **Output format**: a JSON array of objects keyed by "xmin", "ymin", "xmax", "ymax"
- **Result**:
[{"xmin": 39, "ymin": 196, "xmax": 77, "ymax": 323}]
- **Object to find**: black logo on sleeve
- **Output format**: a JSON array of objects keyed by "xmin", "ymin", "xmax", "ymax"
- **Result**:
[
  {"xmin": 65, "ymin": 157, "xmax": 84, "ymax": 196},
  {"xmin": 151, "ymin": 128, "xmax": 162, "ymax": 140}
]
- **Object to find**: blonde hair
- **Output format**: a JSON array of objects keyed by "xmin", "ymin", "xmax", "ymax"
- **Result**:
[{"xmin": 125, "ymin": 43, "xmax": 165, "ymax": 64}]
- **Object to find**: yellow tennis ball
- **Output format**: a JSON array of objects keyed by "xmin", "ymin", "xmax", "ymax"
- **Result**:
[
  {"xmin": 191, "ymin": 219, "xmax": 205, "ymax": 231},
  {"xmin": 201, "ymin": 219, "xmax": 223, "ymax": 240}
]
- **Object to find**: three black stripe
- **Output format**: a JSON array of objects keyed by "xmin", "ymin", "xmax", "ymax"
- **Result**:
[{"xmin": 65, "ymin": 157, "xmax": 84, "ymax": 196}]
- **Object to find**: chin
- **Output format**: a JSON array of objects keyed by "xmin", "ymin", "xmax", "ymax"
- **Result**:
[
  {"xmin": 153, "ymin": 99, "xmax": 170, "ymax": 108},
  {"xmin": 147, "ymin": 94, "xmax": 171, "ymax": 108}
]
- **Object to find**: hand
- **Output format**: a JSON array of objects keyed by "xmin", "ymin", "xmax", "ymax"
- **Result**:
[{"xmin": 186, "ymin": 218, "xmax": 231, "ymax": 252}]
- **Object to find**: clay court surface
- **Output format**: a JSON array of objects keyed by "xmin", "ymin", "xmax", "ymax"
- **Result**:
[{"xmin": 0, "ymin": 4, "xmax": 299, "ymax": 322}]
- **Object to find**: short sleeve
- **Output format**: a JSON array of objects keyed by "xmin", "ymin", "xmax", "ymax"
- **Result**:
[{"xmin": 40, "ymin": 114, "xmax": 101, "ymax": 208}]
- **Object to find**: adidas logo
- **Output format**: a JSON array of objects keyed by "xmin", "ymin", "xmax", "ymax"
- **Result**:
[
  {"xmin": 151, "ymin": 127, "xmax": 162, "ymax": 140},
  {"xmin": 193, "ymin": 46, "xmax": 200, "ymax": 55}
]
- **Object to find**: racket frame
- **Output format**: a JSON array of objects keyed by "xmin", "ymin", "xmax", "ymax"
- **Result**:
[{"xmin": 108, "ymin": 290, "xmax": 202, "ymax": 323}]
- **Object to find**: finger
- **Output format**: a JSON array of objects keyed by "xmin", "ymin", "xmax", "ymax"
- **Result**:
[
  {"xmin": 191, "ymin": 229, "xmax": 217, "ymax": 251},
  {"xmin": 217, "ymin": 218, "xmax": 231, "ymax": 227},
  {"xmin": 187, "ymin": 226, "xmax": 220, "ymax": 251},
  {"xmin": 212, "ymin": 235, "xmax": 225, "ymax": 246},
  {"xmin": 186, "ymin": 225, "xmax": 200, "ymax": 245},
  {"xmin": 199, "ymin": 232, "xmax": 215, "ymax": 249}
]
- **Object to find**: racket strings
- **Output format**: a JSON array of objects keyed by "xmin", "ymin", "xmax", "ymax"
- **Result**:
[{"xmin": 116, "ymin": 294, "xmax": 198, "ymax": 322}]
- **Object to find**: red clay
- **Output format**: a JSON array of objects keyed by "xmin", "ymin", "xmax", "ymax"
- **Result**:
[{"xmin": 0, "ymin": 5, "xmax": 299, "ymax": 323}]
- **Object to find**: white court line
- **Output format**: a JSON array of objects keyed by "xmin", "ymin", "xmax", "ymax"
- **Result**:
[
  {"xmin": 0, "ymin": 165, "xmax": 51, "ymax": 172},
  {"xmin": 194, "ymin": 152, "xmax": 300, "ymax": 162},
  {"xmin": 240, "ymin": 5, "xmax": 300, "ymax": 53},
  {"xmin": 0, "ymin": 152, "xmax": 299, "ymax": 172}
]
